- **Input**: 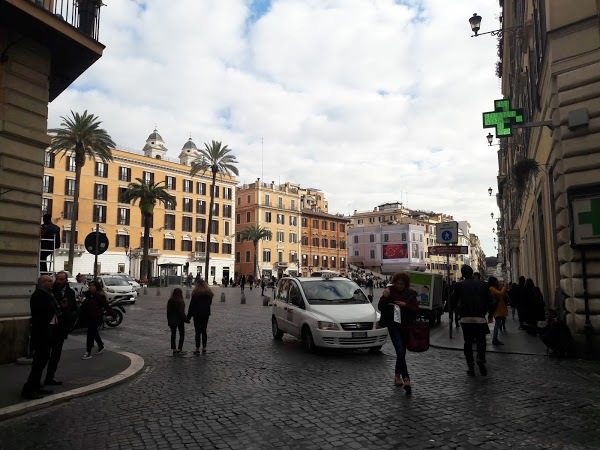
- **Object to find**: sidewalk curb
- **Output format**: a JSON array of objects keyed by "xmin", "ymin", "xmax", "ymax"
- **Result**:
[{"xmin": 0, "ymin": 351, "xmax": 145, "ymax": 422}]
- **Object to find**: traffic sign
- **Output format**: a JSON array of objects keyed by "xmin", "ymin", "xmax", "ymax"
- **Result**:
[
  {"xmin": 85, "ymin": 231, "xmax": 109, "ymax": 255},
  {"xmin": 436, "ymin": 221, "xmax": 458, "ymax": 244},
  {"xmin": 483, "ymin": 99, "xmax": 524, "ymax": 138},
  {"xmin": 429, "ymin": 245, "xmax": 468, "ymax": 256}
]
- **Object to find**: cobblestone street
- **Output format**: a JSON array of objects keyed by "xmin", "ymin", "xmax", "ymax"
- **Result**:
[{"xmin": 1, "ymin": 287, "xmax": 599, "ymax": 449}]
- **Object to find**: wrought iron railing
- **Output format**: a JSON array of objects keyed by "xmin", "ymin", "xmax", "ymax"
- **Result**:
[{"xmin": 30, "ymin": 0, "xmax": 102, "ymax": 41}]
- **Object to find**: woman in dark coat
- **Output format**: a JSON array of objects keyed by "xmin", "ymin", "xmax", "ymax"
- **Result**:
[
  {"xmin": 187, "ymin": 280, "xmax": 214, "ymax": 354},
  {"xmin": 378, "ymin": 272, "xmax": 420, "ymax": 394},
  {"xmin": 81, "ymin": 281, "xmax": 114, "ymax": 360},
  {"xmin": 167, "ymin": 288, "xmax": 187, "ymax": 355}
]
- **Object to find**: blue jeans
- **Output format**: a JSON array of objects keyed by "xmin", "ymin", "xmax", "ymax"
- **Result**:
[{"xmin": 388, "ymin": 326, "xmax": 409, "ymax": 379}]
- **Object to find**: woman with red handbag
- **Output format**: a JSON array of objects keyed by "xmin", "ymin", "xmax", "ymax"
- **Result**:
[{"xmin": 378, "ymin": 272, "xmax": 420, "ymax": 394}]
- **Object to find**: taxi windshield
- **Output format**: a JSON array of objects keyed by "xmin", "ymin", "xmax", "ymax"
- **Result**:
[{"xmin": 301, "ymin": 280, "xmax": 369, "ymax": 305}]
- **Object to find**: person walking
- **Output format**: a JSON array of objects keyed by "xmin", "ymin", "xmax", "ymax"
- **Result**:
[
  {"xmin": 513, "ymin": 276, "xmax": 526, "ymax": 329},
  {"xmin": 187, "ymin": 280, "xmax": 214, "ymax": 355},
  {"xmin": 39, "ymin": 213, "xmax": 60, "ymax": 273},
  {"xmin": 451, "ymin": 265, "xmax": 494, "ymax": 376},
  {"xmin": 81, "ymin": 281, "xmax": 114, "ymax": 360},
  {"xmin": 524, "ymin": 278, "xmax": 546, "ymax": 332},
  {"xmin": 22, "ymin": 275, "xmax": 58, "ymax": 399},
  {"xmin": 46, "ymin": 271, "xmax": 77, "ymax": 385},
  {"xmin": 167, "ymin": 288, "xmax": 187, "ymax": 355},
  {"xmin": 378, "ymin": 272, "xmax": 420, "ymax": 395},
  {"xmin": 240, "ymin": 274, "xmax": 246, "ymax": 293},
  {"xmin": 260, "ymin": 277, "xmax": 266, "ymax": 296},
  {"xmin": 488, "ymin": 277, "xmax": 508, "ymax": 345}
]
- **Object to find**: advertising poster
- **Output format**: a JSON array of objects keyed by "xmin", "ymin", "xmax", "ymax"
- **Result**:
[
  {"xmin": 382, "ymin": 243, "xmax": 408, "ymax": 260},
  {"xmin": 409, "ymin": 272, "xmax": 434, "ymax": 308}
]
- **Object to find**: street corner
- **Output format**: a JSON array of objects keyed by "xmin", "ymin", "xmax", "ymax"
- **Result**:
[{"xmin": 0, "ymin": 350, "xmax": 144, "ymax": 422}]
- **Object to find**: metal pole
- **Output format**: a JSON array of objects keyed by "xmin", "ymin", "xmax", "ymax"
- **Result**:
[
  {"xmin": 581, "ymin": 248, "xmax": 593, "ymax": 359},
  {"xmin": 93, "ymin": 224, "xmax": 100, "ymax": 278},
  {"xmin": 447, "ymin": 253, "xmax": 452, "ymax": 339}
]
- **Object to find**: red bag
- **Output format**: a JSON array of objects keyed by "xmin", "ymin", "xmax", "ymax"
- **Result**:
[{"xmin": 405, "ymin": 323, "xmax": 430, "ymax": 352}]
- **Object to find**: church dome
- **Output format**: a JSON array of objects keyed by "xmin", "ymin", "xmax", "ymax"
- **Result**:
[
  {"xmin": 182, "ymin": 138, "xmax": 197, "ymax": 152},
  {"xmin": 147, "ymin": 128, "xmax": 163, "ymax": 142}
]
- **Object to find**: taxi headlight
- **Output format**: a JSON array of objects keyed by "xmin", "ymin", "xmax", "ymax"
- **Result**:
[
  {"xmin": 375, "ymin": 314, "xmax": 385, "ymax": 328},
  {"xmin": 106, "ymin": 288, "xmax": 115, "ymax": 293},
  {"xmin": 317, "ymin": 321, "xmax": 339, "ymax": 330}
]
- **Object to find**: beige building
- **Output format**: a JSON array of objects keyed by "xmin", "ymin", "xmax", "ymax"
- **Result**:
[
  {"xmin": 235, "ymin": 180, "xmax": 301, "ymax": 280},
  {"xmin": 493, "ymin": 1, "xmax": 600, "ymax": 354},
  {"xmin": 0, "ymin": 0, "xmax": 105, "ymax": 362},
  {"xmin": 43, "ymin": 131, "xmax": 237, "ymax": 283}
]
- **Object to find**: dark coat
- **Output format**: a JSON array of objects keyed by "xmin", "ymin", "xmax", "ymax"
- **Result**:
[
  {"xmin": 187, "ymin": 293, "xmax": 213, "ymax": 319},
  {"xmin": 52, "ymin": 284, "xmax": 77, "ymax": 337},
  {"xmin": 167, "ymin": 297, "xmax": 186, "ymax": 327},
  {"xmin": 81, "ymin": 291, "xmax": 113, "ymax": 323},
  {"xmin": 30, "ymin": 288, "xmax": 58, "ymax": 339},
  {"xmin": 40, "ymin": 222, "xmax": 61, "ymax": 249},
  {"xmin": 452, "ymin": 278, "xmax": 494, "ymax": 319},
  {"xmin": 378, "ymin": 287, "xmax": 419, "ymax": 327}
]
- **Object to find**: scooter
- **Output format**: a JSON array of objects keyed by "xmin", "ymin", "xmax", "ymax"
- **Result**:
[{"xmin": 103, "ymin": 298, "xmax": 126, "ymax": 328}]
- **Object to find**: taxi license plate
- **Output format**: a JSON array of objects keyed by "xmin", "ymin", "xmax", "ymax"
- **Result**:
[{"xmin": 352, "ymin": 332, "xmax": 367, "ymax": 338}]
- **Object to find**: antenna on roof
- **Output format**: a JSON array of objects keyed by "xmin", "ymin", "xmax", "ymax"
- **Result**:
[{"xmin": 261, "ymin": 138, "xmax": 264, "ymax": 181}]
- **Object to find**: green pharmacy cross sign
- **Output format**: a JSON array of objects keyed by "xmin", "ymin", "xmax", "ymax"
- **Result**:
[{"xmin": 483, "ymin": 99, "xmax": 524, "ymax": 138}]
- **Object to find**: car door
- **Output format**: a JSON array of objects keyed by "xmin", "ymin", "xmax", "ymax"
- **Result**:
[
  {"xmin": 272, "ymin": 280, "xmax": 291, "ymax": 332},
  {"xmin": 285, "ymin": 281, "xmax": 305, "ymax": 338}
]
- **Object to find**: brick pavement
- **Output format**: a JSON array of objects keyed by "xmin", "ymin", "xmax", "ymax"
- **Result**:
[{"xmin": 0, "ymin": 286, "xmax": 598, "ymax": 449}]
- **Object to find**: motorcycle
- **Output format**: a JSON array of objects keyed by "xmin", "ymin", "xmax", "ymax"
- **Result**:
[{"xmin": 71, "ymin": 294, "xmax": 126, "ymax": 330}]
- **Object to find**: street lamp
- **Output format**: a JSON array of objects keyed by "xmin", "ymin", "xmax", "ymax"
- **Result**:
[
  {"xmin": 486, "ymin": 132, "xmax": 494, "ymax": 146},
  {"xmin": 124, "ymin": 246, "xmax": 135, "ymax": 277},
  {"xmin": 491, "ymin": 212, "xmax": 494, "ymax": 219},
  {"xmin": 488, "ymin": 187, "xmax": 493, "ymax": 196},
  {"xmin": 492, "ymin": 228, "xmax": 495, "ymax": 233},
  {"xmin": 469, "ymin": 13, "xmax": 528, "ymax": 38}
]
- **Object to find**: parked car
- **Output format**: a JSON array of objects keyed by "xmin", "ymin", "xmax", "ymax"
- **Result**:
[
  {"xmin": 95, "ymin": 275, "xmax": 138, "ymax": 304},
  {"xmin": 100, "ymin": 273, "xmax": 142, "ymax": 293},
  {"xmin": 271, "ymin": 273, "xmax": 388, "ymax": 353}
]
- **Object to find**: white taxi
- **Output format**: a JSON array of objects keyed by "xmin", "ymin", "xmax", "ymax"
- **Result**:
[{"xmin": 271, "ymin": 274, "xmax": 388, "ymax": 352}]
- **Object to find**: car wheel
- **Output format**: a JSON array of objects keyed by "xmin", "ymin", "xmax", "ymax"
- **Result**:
[
  {"xmin": 368, "ymin": 346, "xmax": 383, "ymax": 354},
  {"xmin": 272, "ymin": 316, "xmax": 284, "ymax": 340},
  {"xmin": 302, "ymin": 326, "xmax": 317, "ymax": 353}
]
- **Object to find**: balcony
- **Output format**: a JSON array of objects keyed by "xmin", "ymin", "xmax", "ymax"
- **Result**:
[
  {"xmin": 275, "ymin": 262, "xmax": 288, "ymax": 268},
  {"xmin": 0, "ymin": 0, "xmax": 105, "ymax": 101},
  {"xmin": 57, "ymin": 243, "xmax": 85, "ymax": 256},
  {"xmin": 192, "ymin": 251, "xmax": 206, "ymax": 261},
  {"xmin": 148, "ymin": 248, "xmax": 161, "ymax": 257}
]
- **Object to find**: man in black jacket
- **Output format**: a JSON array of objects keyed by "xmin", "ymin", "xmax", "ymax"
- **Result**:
[
  {"xmin": 40, "ymin": 214, "xmax": 60, "ymax": 273},
  {"xmin": 22, "ymin": 275, "xmax": 58, "ymax": 399},
  {"xmin": 451, "ymin": 265, "xmax": 494, "ymax": 376},
  {"xmin": 46, "ymin": 271, "xmax": 77, "ymax": 386}
]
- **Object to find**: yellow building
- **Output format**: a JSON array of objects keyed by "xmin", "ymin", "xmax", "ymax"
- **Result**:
[
  {"xmin": 43, "ymin": 130, "xmax": 237, "ymax": 283},
  {"xmin": 235, "ymin": 180, "xmax": 301, "ymax": 280},
  {"xmin": 492, "ymin": 1, "xmax": 600, "ymax": 353},
  {"xmin": 0, "ymin": 0, "xmax": 105, "ymax": 362}
]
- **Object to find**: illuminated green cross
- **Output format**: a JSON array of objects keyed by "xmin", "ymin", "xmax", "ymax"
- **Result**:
[
  {"xmin": 578, "ymin": 198, "xmax": 600, "ymax": 237},
  {"xmin": 482, "ymin": 99, "xmax": 524, "ymax": 138}
]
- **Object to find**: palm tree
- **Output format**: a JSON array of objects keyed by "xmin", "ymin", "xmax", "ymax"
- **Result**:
[
  {"xmin": 190, "ymin": 141, "xmax": 239, "ymax": 281},
  {"xmin": 120, "ymin": 178, "xmax": 176, "ymax": 282},
  {"xmin": 240, "ymin": 225, "xmax": 272, "ymax": 279},
  {"xmin": 49, "ymin": 110, "xmax": 115, "ymax": 273}
]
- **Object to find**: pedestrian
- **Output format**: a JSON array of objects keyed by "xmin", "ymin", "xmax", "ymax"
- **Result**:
[
  {"xmin": 449, "ymin": 281, "xmax": 460, "ymax": 328},
  {"xmin": 377, "ymin": 272, "xmax": 420, "ymax": 394},
  {"xmin": 507, "ymin": 283, "xmax": 518, "ymax": 320},
  {"xmin": 187, "ymin": 280, "xmax": 214, "ymax": 355},
  {"xmin": 21, "ymin": 275, "xmax": 58, "ymax": 399},
  {"xmin": 194, "ymin": 273, "xmax": 202, "ymax": 285},
  {"xmin": 248, "ymin": 274, "xmax": 254, "ymax": 290},
  {"xmin": 240, "ymin": 274, "xmax": 246, "ymax": 293},
  {"xmin": 39, "ymin": 213, "xmax": 60, "ymax": 273},
  {"xmin": 524, "ymin": 278, "xmax": 546, "ymax": 332},
  {"xmin": 186, "ymin": 273, "xmax": 193, "ymax": 288},
  {"xmin": 80, "ymin": 281, "xmax": 114, "ymax": 360},
  {"xmin": 46, "ymin": 271, "xmax": 77, "ymax": 385},
  {"xmin": 513, "ymin": 276, "xmax": 526, "ymax": 328},
  {"xmin": 451, "ymin": 265, "xmax": 494, "ymax": 376},
  {"xmin": 167, "ymin": 287, "xmax": 187, "ymax": 355},
  {"xmin": 261, "ymin": 277, "xmax": 266, "ymax": 296},
  {"xmin": 488, "ymin": 277, "xmax": 508, "ymax": 345},
  {"xmin": 366, "ymin": 277, "xmax": 374, "ymax": 298}
]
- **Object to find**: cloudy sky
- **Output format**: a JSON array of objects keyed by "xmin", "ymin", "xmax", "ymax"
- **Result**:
[{"xmin": 49, "ymin": 0, "xmax": 503, "ymax": 256}]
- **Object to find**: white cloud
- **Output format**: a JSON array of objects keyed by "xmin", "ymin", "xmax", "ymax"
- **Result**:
[{"xmin": 49, "ymin": 0, "xmax": 503, "ymax": 256}]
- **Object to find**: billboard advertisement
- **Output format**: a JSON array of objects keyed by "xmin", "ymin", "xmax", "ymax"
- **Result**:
[{"xmin": 382, "ymin": 243, "xmax": 408, "ymax": 261}]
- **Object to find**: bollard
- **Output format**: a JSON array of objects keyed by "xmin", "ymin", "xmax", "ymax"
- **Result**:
[
  {"xmin": 220, "ymin": 292, "xmax": 226, "ymax": 302},
  {"xmin": 241, "ymin": 292, "xmax": 246, "ymax": 304},
  {"xmin": 143, "ymin": 286, "xmax": 148, "ymax": 295},
  {"xmin": 157, "ymin": 287, "xmax": 161, "ymax": 296},
  {"xmin": 186, "ymin": 289, "xmax": 190, "ymax": 299},
  {"xmin": 262, "ymin": 296, "xmax": 269, "ymax": 306}
]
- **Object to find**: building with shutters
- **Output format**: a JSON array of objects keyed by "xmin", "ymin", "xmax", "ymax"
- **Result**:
[{"xmin": 42, "ymin": 130, "xmax": 237, "ymax": 284}]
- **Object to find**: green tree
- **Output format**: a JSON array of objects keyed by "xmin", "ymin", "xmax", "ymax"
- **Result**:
[
  {"xmin": 48, "ymin": 110, "xmax": 115, "ymax": 273},
  {"xmin": 120, "ymin": 178, "xmax": 176, "ymax": 281},
  {"xmin": 190, "ymin": 141, "xmax": 239, "ymax": 281},
  {"xmin": 240, "ymin": 225, "xmax": 273, "ymax": 278}
]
